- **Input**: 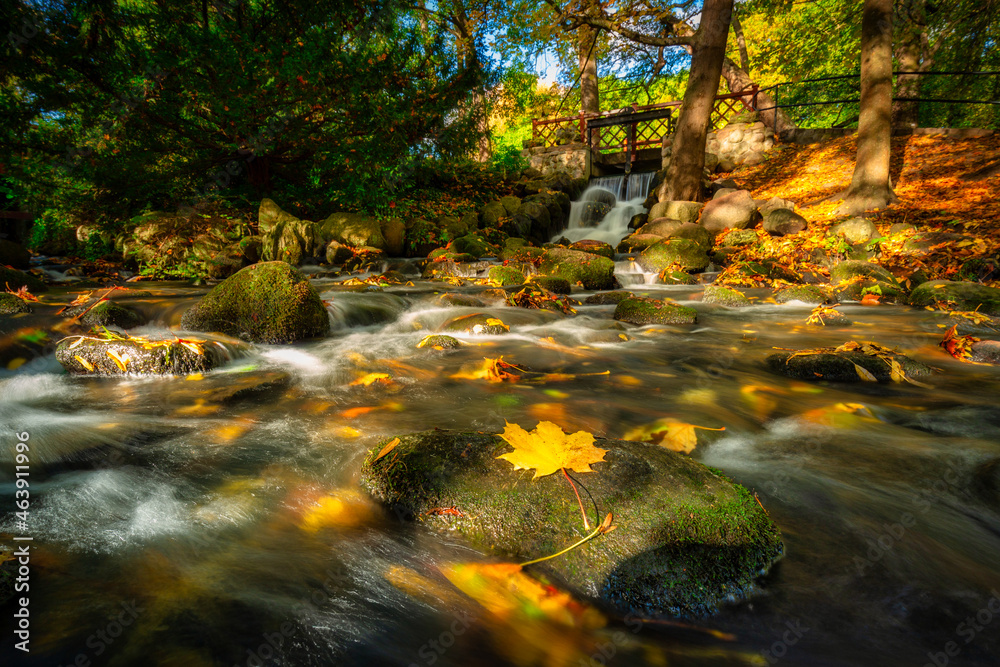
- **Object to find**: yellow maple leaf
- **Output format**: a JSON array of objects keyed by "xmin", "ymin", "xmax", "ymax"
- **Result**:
[
  {"xmin": 496, "ymin": 421, "xmax": 607, "ymax": 479},
  {"xmin": 623, "ymin": 419, "xmax": 725, "ymax": 454}
]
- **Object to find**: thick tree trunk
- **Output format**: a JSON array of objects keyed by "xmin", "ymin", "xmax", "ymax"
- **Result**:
[
  {"xmin": 836, "ymin": 0, "xmax": 898, "ymax": 215},
  {"xmin": 659, "ymin": 0, "xmax": 733, "ymax": 203},
  {"xmin": 731, "ymin": 11, "xmax": 749, "ymax": 72},
  {"xmin": 892, "ymin": 0, "xmax": 931, "ymax": 130},
  {"xmin": 473, "ymin": 91, "xmax": 492, "ymax": 162},
  {"xmin": 578, "ymin": 2, "xmax": 600, "ymax": 114},
  {"xmin": 720, "ymin": 57, "xmax": 798, "ymax": 139}
]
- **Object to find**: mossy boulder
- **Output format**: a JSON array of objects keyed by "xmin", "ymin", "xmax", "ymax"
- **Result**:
[
  {"xmin": 584, "ymin": 290, "xmax": 632, "ymax": 305},
  {"xmin": 261, "ymin": 218, "xmax": 323, "ymax": 266},
  {"xmin": 527, "ymin": 276, "xmax": 571, "ymax": 294},
  {"xmin": 321, "ymin": 212, "xmax": 387, "ymax": 250},
  {"xmin": 79, "ymin": 301, "xmax": 146, "ymax": 329},
  {"xmin": 450, "ymin": 234, "xmax": 493, "ymax": 259},
  {"xmin": 720, "ymin": 229, "xmax": 760, "ymax": 247},
  {"xmin": 360, "ymin": 430, "xmax": 783, "ymax": 617},
  {"xmin": 488, "ymin": 265, "xmax": 526, "ymax": 287},
  {"xmin": 539, "ymin": 248, "xmax": 616, "ymax": 290},
  {"xmin": 773, "ymin": 285, "xmax": 830, "ymax": 304},
  {"xmin": 721, "ymin": 260, "xmax": 799, "ymax": 284},
  {"xmin": 638, "ymin": 218, "xmax": 683, "ymax": 237},
  {"xmin": 56, "ymin": 333, "xmax": 248, "ymax": 376},
  {"xmin": 181, "ymin": 261, "xmax": 330, "ymax": 343},
  {"xmin": 0, "ymin": 267, "xmax": 46, "ymax": 293},
  {"xmin": 767, "ymin": 348, "xmax": 933, "ymax": 383},
  {"xmin": 638, "ymin": 239, "xmax": 710, "ymax": 273},
  {"xmin": 614, "ymin": 297, "xmax": 698, "ymax": 325},
  {"xmin": 480, "ymin": 201, "xmax": 508, "ymax": 227},
  {"xmin": 0, "ymin": 293, "xmax": 31, "ymax": 315},
  {"xmin": 703, "ymin": 285, "xmax": 750, "ymax": 308},
  {"xmin": 568, "ymin": 240, "xmax": 615, "ymax": 260},
  {"xmin": 908, "ymin": 280, "xmax": 1000, "ymax": 315},
  {"xmin": 658, "ymin": 269, "xmax": 698, "ymax": 285}
]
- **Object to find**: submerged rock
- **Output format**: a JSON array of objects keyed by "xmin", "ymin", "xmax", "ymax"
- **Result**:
[
  {"xmin": 181, "ymin": 261, "xmax": 330, "ymax": 343},
  {"xmin": 56, "ymin": 333, "xmax": 247, "ymax": 375},
  {"xmin": 767, "ymin": 346, "xmax": 933, "ymax": 383},
  {"xmin": 360, "ymin": 430, "xmax": 783, "ymax": 617},
  {"xmin": 614, "ymin": 297, "xmax": 697, "ymax": 325}
]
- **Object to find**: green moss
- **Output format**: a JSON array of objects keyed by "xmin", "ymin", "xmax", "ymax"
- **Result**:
[
  {"xmin": 539, "ymin": 248, "xmax": 616, "ymax": 290},
  {"xmin": 0, "ymin": 293, "xmax": 31, "ymax": 315},
  {"xmin": 528, "ymin": 276, "xmax": 571, "ymax": 294},
  {"xmin": 488, "ymin": 265, "xmax": 526, "ymax": 286},
  {"xmin": 909, "ymin": 280, "xmax": 1000, "ymax": 314},
  {"xmin": 180, "ymin": 261, "xmax": 330, "ymax": 343},
  {"xmin": 0, "ymin": 267, "xmax": 46, "ymax": 293},
  {"xmin": 80, "ymin": 300, "xmax": 145, "ymax": 329},
  {"xmin": 703, "ymin": 285, "xmax": 750, "ymax": 308},
  {"xmin": 359, "ymin": 430, "xmax": 783, "ymax": 618},
  {"xmin": 773, "ymin": 285, "xmax": 829, "ymax": 304},
  {"xmin": 638, "ymin": 239, "xmax": 710, "ymax": 273},
  {"xmin": 767, "ymin": 349, "xmax": 933, "ymax": 382},
  {"xmin": 441, "ymin": 313, "xmax": 509, "ymax": 335},
  {"xmin": 614, "ymin": 296, "xmax": 697, "ymax": 325}
]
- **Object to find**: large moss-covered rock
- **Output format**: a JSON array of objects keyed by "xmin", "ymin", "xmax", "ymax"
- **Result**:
[
  {"xmin": 617, "ymin": 234, "xmax": 664, "ymax": 253},
  {"xmin": 527, "ymin": 276, "xmax": 571, "ymax": 294},
  {"xmin": 614, "ymin": 297, "xmax": 697, "ymax": 325},
  {"xmin": 909, "ymin": 280, "xmax": 1000, "ymax": 315},
  {"xmin": 360, "ymin": 430, "xmax": 783, "ymax": 617},
  {"xmin": 773, "ymin": 285, "xmax": 830, "ymax": 305},
  {"xmin": 829, "ymin": 260, "xmax": 895, "ymax": 285},
  {"xmin": 488, "ymin": 265, "xmax": 525, "ymax": 286},
  {"xmin": 0, "ymin": 267, "xmax": 46, "ymax": 293},
  {"xmin": 539, "ymin": 248, "xmax": 616, "ymax": 290},
  {"xmin": 56, "ymin": 333, "xmax": 248, "ymax": 375},
  {"xmin": 767, "ymin": 347, "xmax": 933, "ymax": 383},
  {"xmin": 638, "ymin": 239, "xmax": 710, "ymax": 273},
  {"xmin": 0, "ymin": 293, "xmax": 31, "ymax": 315},
  {"xmin": 321, "ymin": 212, "xmax": 387, "ymax": 250},
  {"xmin": 181, "ymin": 261, "xmax": 330, "ymax": 343},
  {"xmin": 568, "ymin": 239, "xmax": 615, "ymax": 260}
]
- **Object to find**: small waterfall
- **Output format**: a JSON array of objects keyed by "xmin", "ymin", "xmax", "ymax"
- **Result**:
[{"xmin": 557, "ymin": 171, "xmax": 656, "ymax": 246}]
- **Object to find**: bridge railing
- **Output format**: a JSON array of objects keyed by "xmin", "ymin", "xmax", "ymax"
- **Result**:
[{"xmin": 530, "ymin": 86, "xmax": 760, "ymax": 152}]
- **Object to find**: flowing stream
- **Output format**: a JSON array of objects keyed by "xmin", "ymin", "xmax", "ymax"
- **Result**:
[{"xmin": 2, "ymin": 269, "xmax": 1000, "ymax": 667}]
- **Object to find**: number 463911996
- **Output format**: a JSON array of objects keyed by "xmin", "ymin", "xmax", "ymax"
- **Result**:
[{"xmin": 14, "ymin": 431, "xmax": 30, "ymax": 520}]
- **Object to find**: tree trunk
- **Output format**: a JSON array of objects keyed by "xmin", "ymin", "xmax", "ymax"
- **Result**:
[
  {"xmin": 473, "ymin": 91, "xmax": 492, "ymax": 162},
  {"xmin": 731, "ymin": 11, "xmax": 749, "ymax": 72},
  {"xmin": 836, "ymin": 0, "xmax": 898, "ymax": 215},
  {"xmin": 892, "ymin": 0, "xmax": 930, "ymax": 130},
  {"xmin": 720, "ymin": 57, "xmax": 798, "ymax": 139},
  {"xmin": 659, "ymin": 0, "xmax": 733, "ymax": 203},
  {"xmin": 578, "ymin": 2, "xmax": 600, "ymax": 114}
]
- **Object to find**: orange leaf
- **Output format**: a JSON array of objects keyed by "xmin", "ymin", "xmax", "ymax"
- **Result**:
[{"xmin": 496, "ymin": 421, "xmax": 607, "ymax": 479}]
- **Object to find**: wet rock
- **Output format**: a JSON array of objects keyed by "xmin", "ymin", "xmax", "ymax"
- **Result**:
[
  {"xmin": 79, "ymin": 301, "xmax": 146, "ymax": 329},
  {"xmin": 970, "ymin": 340, "xmax": 1000, "ymax": 364},
  {"xmin": 637, "ymin": 239, "xmax": 710, "ymax": 273},
  {"xmin": 528, "ymin": 276, "xmax": 571, "ymax": 294},
  {"xmin": 360, "ymin": 430, "xmax": 783, "ymax": 617},
  {"xmin": 773, "ymin": 285, "xmax": 830, "ymax": 304},
  {"xmin": 0, "ymin": 239, "xmax": 30, "ymax": 269},
  {"xmin": 627, "ymin": 213, "xmax": 647, "ymax": 231},
  {"xmin": 579, "ymin": 201, "xmax": 612, "ymax": 227},
  {"xmin": 658, "ymin": 269, "xmax": 698, "ymax": 285},
  {"xmin": 321, "ymin": 212, "xmax": 387, "ymax": 251},
  {"xmin": 181, "ymin": 261, "xmax": 330, "ymax": 343},
  {"xmin": 614, "ymin": 297, "xmax": 697, "ymax": 325},
  {"xmin": 450, "ymin": 234, "xmax": 493, "ymax": 259},
  {"xmin": 436, "ymin": 293, "xmax": 486, "ymax": 308},
  {"xmin": 909, "ymin": 280, "xmax": 1000, "ymax": 314},
  {"xmin": 830, "ymin": 217, "xmax": 878, "ymax": 244},
  {"xmin": 344, "ymin": 247, "xmax": 387, "ymax": 272},
  {"xmin": 763, "ymin": 209, "xmax": 808, "ymax": 236},
  {"xmin": 56, "ymin": 333, "xmax": 248, "ymax": 375},
  {"xmin": 417, "ymin": 334, "xmax": 461, "ymax": 350},
  {"xmin": 639, "ymin": 218, "xmax": 683, "ymax": 237},
  {"xmin": 539, "ymin": 248, "xmax": 616, "ymax": 290},
  {"xmin": 617, "ymin": 234, "xmax": 664, "ymax": 253},
  {"xmin": 699, "ymin": 190, "xmax": 758, "ymax": 235},
  {"xmin": 380, "ymin": 217, "xmax": 406, "ymax": 257},
  {"xmin": 766, "ymin": 348, "xmax": 933, "ymax": 383},
  {"xmin": 487, "ymin": 265, "xmax": 525, "ymax": 286},
  {"xmin": 584, "ymin": 290, "xmax": 632, "ymax": 305},
  {"xmin": 703, "ymin": 285, "xmax": 750, "ymax": 308},
  {"xmin": 0, "ymin": 267, "xmax": 47, "ymax": 293},
  {"xmin": 326, "ymin": 240, "xmax": 355, "ymax": 265},
  {"xmin": 0, "ymin": 293, "xmax": 31, "ymax": 315},
  {"xmin": 568, "ymin": 240, "xmax": 615, "ymax": 260},
  {"xmin": 829, "ymin": 261, "xmax": 906, "ymax": 302},
  {"xmin": 441, "ymin": 313, "xmax": 510, "ymax": 335}
]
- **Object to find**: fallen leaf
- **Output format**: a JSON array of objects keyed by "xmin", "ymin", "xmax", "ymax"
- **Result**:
[
  {"xmin": 374, "ymin": 437, "xmax": 400, "ymax": 462},
  {"xmin": 496, "ymin": 421, "xmax": 607, "ymax": 479},
  {"xmin": 623, "ymin": 419, "xmax": 725, "ymax": 454}
]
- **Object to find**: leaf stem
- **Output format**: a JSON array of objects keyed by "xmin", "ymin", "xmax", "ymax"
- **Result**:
[
  {"xmin": 519, "ymin": 524, "xmax": 603, "ymax": 567},
  {"xmin": 562, "ymin": 466, "xmax": 590, "ymax": 530}
]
